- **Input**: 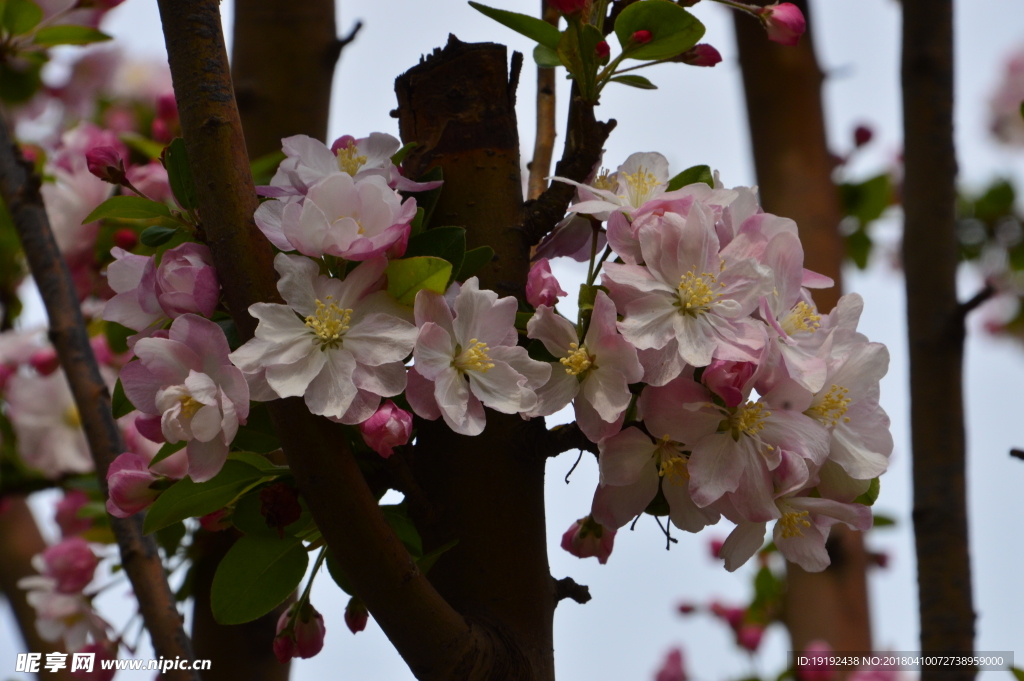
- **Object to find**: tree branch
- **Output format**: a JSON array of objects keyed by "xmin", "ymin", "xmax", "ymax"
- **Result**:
[
  {"xmin": 0, "ymin": 115, "xmax": 198, "ymax": 680},
  {"xmin": 156, "ymin": 4, "xmax": 488, "ymax": 678},
  {"xmin": 956, "ymin": 284, "xmax": 995, "ymax": 319},
  {"xmin": 553, "ymin": 576, "xmax": 591, "ymax": 605},
  {"xmin": 538, "ymin": 422, "xmax": 598, "ymax": 458},
  {"xmin": 1010, "ymin": 449, "xmax": 1024, "ymax": 461},
  {"xmin": 527, "ymin": 2, "xmax": 559, "ymax": 201}
]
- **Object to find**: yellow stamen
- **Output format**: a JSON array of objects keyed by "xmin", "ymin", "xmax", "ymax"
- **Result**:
[
  {"xmin": 677, "ymin": 269, "xmax": 720, "ymax": 316},
  {"xmin": 781, "ymin": 301, "xmax": 821, "ymax": 336},
  {"xmin": 778, "ymin": 510, "xmax": 812, "ymax": 538},
  {"xmin": 304, "ymin": 296, "xmax": 353, "ymax": 349},
  {"xmin": 179, "ymin": 396, "xmax": 203, "ymax": 419},
  {"xmin": 592, "ymin": 168, "xmax": 615, "ymax": 191},
  {"xmin": 733, "ymin": 401, "xmax": 771, "ymax": 438},
  {"xmin": 456, "ymin": 338, "xmax": 495, "ymax": 373},
  {"xmin": 336, "ymin": 140, "xmax": 368, "ymax": 176},
  {"xmin": 621, "ymin": 166, "xmax": 659, "ymax": 206},
  {"xmin": 560, "ymin": 343, "xmax": 592, "ymax": 376},
  {"xmin": 806, "ymin": 384, "xmax": 851, "ymax": 427},
  {"xmin": 659, "ymin": 455, "xmax": 690, "ymax": 486}
]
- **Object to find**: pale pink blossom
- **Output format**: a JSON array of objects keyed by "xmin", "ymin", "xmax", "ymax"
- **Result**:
[
  {"xmin": 229, "ymin": 254, "xmax": 417, "ymax": 424},
  {"xmin": 990, "ymin": 47, "xmax": 1024, "ymax": 145},
  {"xmin": 757, "ymin": 3, "xmax": 806, "ymax": 46},
  {"xmin": 56, "ymin": 490, "xmax": 93, "ymax": 537},
  {"xmin": 526, "ymin": 291, "xmax": 642, "ymax": 441},
  {"xmin": 407, "ymin": 279, "xmax": 550, "ymax": 436},
  {"xmin": 16, "ymin": 574, "xmax": 109, "ymax": 652},
  {"xmin": 120, "ymin": 314, "xmax": 248, "ymax": 481},
  {"xmin": 6, "ymin": 370, "xmax": 93, "ymax": 478},
  {"xmin": 560, "ymin": 515, "xmax": 616, "ymax": 564},
  {"xmin": 525, "ymin": 258, "xmax": 567, "ymax": 308},
  {"xmin": 556, "ymin": 152, "xmax": 671, "ymax": 220},
  {"xmin": 701, "ymin": 359, "xmax": 756, "ymax": 408},
  {"xmin": 274, "ymin": 602, "xmax": 326, "ymax": 663},
  {"xmin": 125, "ymin": 162, "xmax": 173, "ymax": 203},
  {"xmin": 655, "ymin": 648, "xmax": 687, "ymax": 681},
  {"xmin": 359, "ymin": 400, "xmax": 413, "ymax": 458},
  {"xmin": 153, "ymin": 243, "xmax": 220, "ymax": 318}
]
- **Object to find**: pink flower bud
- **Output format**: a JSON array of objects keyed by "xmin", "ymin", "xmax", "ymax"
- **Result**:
[
  {"xmin": 595, "ymin": 41, "xmax": 610, "ymax": 59},
  {"xmin": 199, "ymin": 509, "xmax": 232, "ymax": 532},
  {"xmin": 560, "ymin": 515, "xmax": 615, "ymax": 564},
  {"xmin": 701, "ymin": 360, "xmax": 755, "ymax": 408},
  {"xmin": 526, "ymin": 258, "xmax": 568, "ymax": 308},
  {"xmin": 344, "ymin": 597, "xmax": 368, "ymax": 634},
  {"xmin": 631, "ymin": 29, "xmax": 653, "ymax": 45},
  {"xmin": 28, "ymin": 348, "xmax": 60, "ymax": 376},
  {"xmin": 359, "ymin": 400, "xmax": 413, "ymax": 458},
  {"xmin": 854, "ymin": 124, "xmax": 874, "ymax": 148},
  {"xmin": 709, "ymin": 537, "xmax": 725, "ymax": 558},
  {"xmin": 105, "ymin": 452, "xmax": 161, "ymax": 518},
  {"xmin": 113, "ymin": 229, "xmax": 138, "ymax": 251},
  {"xmin": 870, "ymin": 551, "xmax": 889, "ymax": 569},
  {"xmin": 709, "ymin": 601, "xmax": 745, "ymax": 629},
  {"xmin": 156, "ymin": 93, "xmax": 178, "ymax": 122},
  {"xmin": 274, "ymin": 603, "xmax": 326, "ymax": 663},
  {"xmin": 330, "ymin": 135, "xmax": 357, "ymax": 154},
  {"xmin": 798, "ymin": 641, "xmax": 835, "ymax": 681},
  {"xmin": 154, "ymin": 243, "xmax": 220, "ymax": 319},
  {"xmin": 86, "ymin": 146, "xmax": 127, "ymax": 185},
  {"xmin": 656, "ymin": 648, "xmax": 687, "ymax": 681},
  {"xmin": 737, "ymin": 624, "xmax": 764, "ymax": 652},
  {"xmin": 757, "ymin": 3, "xmax": 806, "ymax": 46},
  {"xmin": 677, "ymin": 602, "xmax": 697, "ymax": 615},
  {"xmin": 56, "ymin": 490, "xmax": 93, "ymax": 537},
  {"xmin": 679, "ymin": 43, "xmax": 722, "ymax": 67},
  {"xmin": 41, "ymin": 537, "xmax": 98, "ymax": 594},
  {"xmin": 548, "ymin": 0, "xmax": 588, "ymax": 16}
]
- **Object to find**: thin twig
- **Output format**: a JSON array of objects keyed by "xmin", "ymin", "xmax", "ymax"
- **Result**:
[
  {"xmin": 540, "ymin": 422, "xmax": 599, "ymax": 458},
  {"xmin": 528, "ymin": 2, "xmax": 560, "ymax": 200},
  {"xmin": 1010, "ymin": 449, "xmax": 1024, "ymax": 461},
  {"xmin": 957, "ymin": 283, "xmax": 995, "ymax": 319},
  {"xmin": 0, "ymin": 114, "xmax": 198, "ymax": 680}
]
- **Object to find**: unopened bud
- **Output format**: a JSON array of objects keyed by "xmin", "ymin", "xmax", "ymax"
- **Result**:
[
  {"xmin": 757, "ymin": 3, "xmax": 806, "ymax": 46},
  {"xmin": 548, "ymin": 0, "xmax": 589, "ymax": 16},
  {"xmin": 595, "ymin": 40, "xmax": 610, "ymax": 60},
  {"xmin": 631, "ymin": 29, "xmax": 653, "ymax": 45},
  {"xmin": 854, "ymin": 124, "xmax": 874, "ymax": 148},
  {"xmin": 679, "ymin": 43, "xmax": 722, "ymax": 67},
  {"xmin": 344, "ymin": 597, "xmax": 369, "ymax": 634},
  {"xmin": 86, "ymin": 146, "xmax": 127, "ymax": 185},
  {"xmin": 113, "ymin": 228, "xmax": 138, "ymax": 251}
]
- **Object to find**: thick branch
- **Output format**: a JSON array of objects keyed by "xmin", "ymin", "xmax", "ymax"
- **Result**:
[
  {"xmin": 0, "ymin": 115, "xmax": 197, "ymax": 680},
  {"xmin": 528, "ymin": 2, "xmax": 559, "ymax": 200},
  {"xmin": 553, "ymin": 577, "xmax": 591, "ymax": 605},
  {"xmin": 902, "ymin": 0, "xmax": 976, "ymax": 674},
  {"xmin": 538, "ymin": 422, "xmax": 598, "ymax": 458},
  {"xmin": 156, "ymin": 4, "xmax": 484, "ymax": 678}
]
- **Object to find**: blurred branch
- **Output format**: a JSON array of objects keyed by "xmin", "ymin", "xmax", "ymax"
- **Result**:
[
  {"xmin": 528, "ymin": 1, "xmax": 560, "ymax": 200},
  {"xmin": 553, "ymin": 576, "xmax": 591, "ymax": 605},
  {"xmin": 1010, "ymin": 449, "xmax": 1024, "ymax": 461},
  {"xmin": 0, "ymin": 114, "xmax": 198, "ymax": 680},
  {"xmin": 957, "ymin": 284, "xmax": 995, "ymax": 319}
]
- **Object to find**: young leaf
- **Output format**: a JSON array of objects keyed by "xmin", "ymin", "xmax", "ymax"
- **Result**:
[
  {"xmin": 853, "ymin": 477, "xmax": 880, "ymax": 506},
  {"xmin": 148, "ymin": 441, "xmax": 186, "ymax": 469},
  {"xmin": 533, "ymin": 44, "xmax": 562, "ymax": 68},
  {"xmin": 666, "ymin": 164, "xmax": 714, "ymax": 191},
  {"xmin": 139, "ymin": 224, "xmax": 178, "ymax": 247},
  {"xmin": 164, "ymin": 138, "xmax": 198, "ymax": 211},
  {"xmin": 83, "ymin": 196, "xmax": 173, "ymax": 224},
  {"xmin": 404, "ymin": 227, "xmax": 466, "ymax": 282},
  {"xmin": 33, "ymin": 25, "xmax": 112, "ymax": 46},
  {"xmin": 3, "ymin": 0, "xmax": 42, "ymax": 35},
  {"xmin": 250, "ymin": 150, "xmax": 286, "ymax": 186},
  {"xmin": 468, "ymin": 1, "xmax": 561, "ymax": 50},
  {"xmin": 391, "ymin": 142, "xmax": 417, "ymax": 166},
  {"xmin": 614, "ymin": 1, "xmax": 705, "ymax": 61},
  {"xmin": 104, "ymin": 321, "xmax": 132, "ymax": 354},
  {"xmin": 417, "ymin": 539, "xmax": 458, "ymax": 574},
  {"xmin": 111, "ymin": 378, "xmax": 135, "ymax": 419},
  {"xmin": 211, "ymin": 534, "xmax": 308, "ymax": 625},
  {"xmin": 120, "ymin": 132, "xmax": 165, "ymax": 160},
  {"xmin": 610, "ymin": 74, "xmax": 658, "ymax": 90},
  {"xmin": 142, "ymin": 460, "xmax": 270, "ymax": 534},
  {"xmin": 457, "ymin": 245, "xmax": 495, "ymax": 281},
  {"xmin": 386, "ymin": 256, "xmax": 452, "ymax": 306}
]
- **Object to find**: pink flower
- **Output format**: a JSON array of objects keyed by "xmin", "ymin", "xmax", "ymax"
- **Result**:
[
  {"xmin": 105, "ymin": 452, "xmax": 173, "ymax": 518},
  {"xmin": 560, "ymin": 515, "xmax": 616, "ymax": 564},
  {"xmin": 126, "ymin": 162, "xmax": 173, "ymax": 203},
  {"xmin": 737, "ymin": 624, "xmax": 764, "ymax": 652},
  {"xmin": 359, "ymin": 400, "xmax": 413, "ymax": 458},
  {"xmin": 344, "ymin": 597, "xmax": 369, "ymax": 634},
  {"xmin": 798, "ymin": 640, "xmax": 835, "ymax": 681},
  {"xmin": 85, "ymin": 146, "xmax": 126, "ymax": 185},
  {"xmin": 680, "ymin": 44, "xmax": 722, "ymax": 67},
  {"xmin": 534, "ymin": 215, "xmax": 606, "ymax": 262},
  {"xmin": 655, "ymin": 648, "xmax": 687, "ymax": 681},
  {"xmin": 55, "ymin": 490, "xmax": 93, "ymax": 537},
  {"xmin": 40, "ymin": 537, "xmax": 98, "ymax": 594},
  {"xmin": 274, "ymin": 602, "xmax": 326, "ymax": 662},
  {"xmin": 121, "ymin": 314, "xmax": 249, "ymax": 482},
  {"xmin": 757, "ymin": 3, "xmax": 806, "ymax": 46},
  {"xmin": 6, "ymin": 370, "xmax": 94, "ymax": 479},
  {"xmin": 526, "ymin": 258, "xmax": 568, "ymax": 308},
  {"xmin": 549, "ymin": 0, "xmax": 588, "ymax": 16},
  {"xmin": 154, "ymin": 243, "xmax": 220, "ymax": 318},
  {"xmin": 701, "ymin": 359, "xmax": 756, "ymax": 408}
]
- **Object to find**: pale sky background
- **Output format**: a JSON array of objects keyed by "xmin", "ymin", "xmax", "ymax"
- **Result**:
[{"xmin": 2, "ymin": 1, "xmax": 1024, "ymax": 680}]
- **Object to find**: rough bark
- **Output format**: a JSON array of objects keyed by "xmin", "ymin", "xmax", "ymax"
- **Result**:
[
  {"xmin": 901, "ymin": 0, "xmax": 976, "ymax": 676},
  {"xmin": 395, "ymin": 37, "xmax": 557, "ymax": 680},
  {"xmin": 0, "ymin": 114, "xmax": 198, "ymax": 681},
  {"xmin": 0, "ymin": 497, "xmax": 74, "ymax": 681},
  {"xmin": 156, "ymin": 5, "xmax": 503, "ymax": 679},
  {"xmin": 734, "ymin": 2, "xmax": 873, "ymax": 662}
]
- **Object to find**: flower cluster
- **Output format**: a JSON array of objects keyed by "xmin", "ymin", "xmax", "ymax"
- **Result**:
[{"xmin": 541, "ymin": 151, "xmax": 890, "ymax": 572}]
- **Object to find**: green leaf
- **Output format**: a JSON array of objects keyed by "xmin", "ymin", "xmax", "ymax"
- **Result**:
[
  {"xmin": 120, "ymin": 132, "xmax": 165, "ymax": 161},
  {"xmin": 417, "ymin": 539, "xmax": 458, "ymax": 574},
  {"xmin": 164, "ymin": 138, "xmax": 197, "ymax": 211},
  {"xmin": 380, "ymin": 504, "xmax": 422, "ymax": 557},
  {"xmin": 839, "ymin": 174, "xmax": 891, "ymax": 225},
  {"xmin": 83, "ymin": 196, "xmax": 173, "ymax": 224},
  {"xmin": 404, "ymin": 227, "xmax": 466, "ymax": 283},
  {"xmin": 250, "ymin": 150, "xmax": 286, "ymax": 186},
  {"xmin": 390, "ymin": 142, "xmax": 417, "ymax": 166},
  {"xmin": 1010, "ymin": 667, "xmax": 1024, "ymax": 681},
  {"xmin": 614, "ymin": 0, "xmax": 705, "ymax": 61},
  {"xmin": 457, "ymin": 246, "xmax": 494, "ymax": 281},
  {"xmin": 232, "ymin": 403, "xmax": 281, "ymax": 454},
  {"xmin": 143, "ymin": 460, "xmax": 270, "ymax": 534},
  {"xmin": 468, "ymin": 1, "xmax": 561, "ymax": 50},
  {"xmin": 515, "ymin": 311, "xmax": 534, "ymax": 332},
  {"xmin": 104, "ymin": 321, "xmax": 132, "ymax": 355},
  {"xmin": 845, "ymin": 226, "xmax": 872, "ymax": 270},
  {"xmin": 3, "ymin": 0, "xmax": 42, "ymax": 35},
  {"xmin": 111, "ymin": 378, "xmax": 135, "ymax": 419},
  {"xmin": 32, "ymin": 25, "xmax": 112, "ymax": 46},
  {"xmin": 326, "ymin": 552, "xmax": 354, "ymax": 595},
  {"xmin": 533, "ymin": 44, "xmax": 562, "ymax": 68},
  {"xmin": 872, "ymin": 514, "xmax": 896, "ymax": 528},
  {"xmin": 386, "ymin": 256, "xmax": 452, "ymax": 306},
  {"xmin": 155, "ymin": 521, "xmax": 186, "ymax": 557},
  {"xmin": 149, "ymin": 441, "xmax": 186, "ymax": 469},
  {"xmin": 227, "ymin": 451, "xmax": 285, "ymax": 473},
  {"xmin": 139, "ymin": 224, "xmax": 178, "ymax": 247},
  {"xmin": 0, "ymin": 60, "xmax": 41, "ymax": 104},
  {"xmin": 558, "ymin": 21, "xmax": 603, "ymax": 101},
  {"xmin": 667, "ymin": 164, "xmax": 714, "ymax": 191},
  {"xmin": 610, "ymin": 74, "xmax": 657, "ymax": 90},
  {"xmin": 854, "ymin": 477, "xmax": 880, "ymax": 507},
  {"xmin": 211, "ymin": 534, "xmax": 308, "ymax": 625}
]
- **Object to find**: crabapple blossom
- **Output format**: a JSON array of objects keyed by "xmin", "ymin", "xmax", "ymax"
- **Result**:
[
  {"xmin": 359, "ymin": 400, "xmax": 413, "ymax": 458},
  {"xmin": 125, "ymin": 162, "xmax": 173, "ymax": 203},
  {"xmin": 85, "ymin": 146, "xmax": 126, "ymax": 185},
  {"xmin": 525, "ymin": 258, "xmax": 568, "ymax": 308},
  {"xmin": 229, "ymin": 253, "xmax": 417, "ymax": 424},
  {"xmin": 556, "ymin": 151, "xmax": 671, "ymax": 220},
  {"xmin": 153, "ymin": 243, "xmax": 220, "ymax": 318},
  {"xmin": 344, "ymin": 598, "xmax": 369, "ymax": 634},
  {"xmin": 105, "ymin": 451, "xmax": 187, "ymax": 518},
  {"xmin": 560, "ymin": 515, "xmax": 616, "ymax": 564},
  {"xmin": 6, "ymin": 370, "xmax": 93, "ymax": 478},
  {"xmin": 16, "ymin": 574, "xmax": 109, "ymax": 652},
  {"xmin": 37, "ymin": 537, "xmax": 98, "ymax": 594},
  {"xmin": 757, "ymin": 3, "xmax": 806, "ymax": 46},
  {"xmin": 680, "ymin": 44, "xmax": 723, "ymax": 67},
  {"xmin": 548, "ymin": 0, "xmax": 588, "ymax": 16},
  {"xmin": 56, "ymin": 490, "xmax": 93, "ymax": 537},
  {"xmin": 120, "ymin": 314, "xmax": 248, "ymax": 481},
  {"xmin": 407, "ymin": 278, "xmax": 550, "ymax": 436},
  {"xmin": 274, "ymin": 602, "xmax": 326, "ymax": 662},
  {"xmin": 526, "ymin": 291, "xmax": 642, "ymax": 441}
]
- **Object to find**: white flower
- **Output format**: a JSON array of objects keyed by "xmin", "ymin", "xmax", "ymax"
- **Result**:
[
  {"xmin": 555, "ymin": 151, "xmax": 671, "ymax": 220},
  {"xmin": 6, "ymin": 370, "xmax": 93, "ymax": 479},
  {"xmin": 229, "ymin": 254, "xmax": 417, "ymax": 423}
]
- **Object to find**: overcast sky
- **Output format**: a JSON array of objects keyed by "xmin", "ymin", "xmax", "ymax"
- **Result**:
[{"xmin": 2, "ymin": 1, "xmax": 1023, "ymax": 680}]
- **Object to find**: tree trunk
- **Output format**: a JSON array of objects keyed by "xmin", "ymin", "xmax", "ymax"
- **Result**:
[
  {"xmin": 733, "ymin": 1, "xmax": 873, "ymax": 661},
  {"xmin": 395, "ymin": 37, "xmax": 556, "ymax": 680},
  {"xmin": 901, "ymin": 0, "xmax": 976, "ymax": 677}
]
